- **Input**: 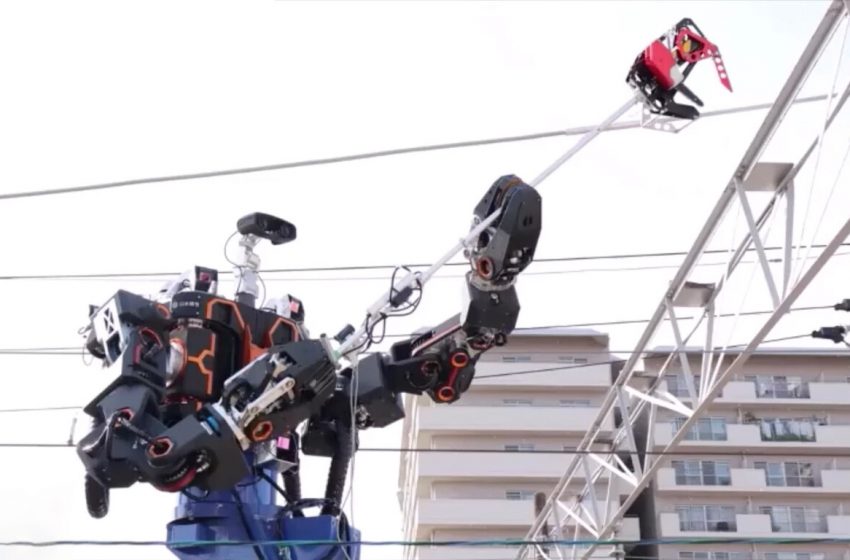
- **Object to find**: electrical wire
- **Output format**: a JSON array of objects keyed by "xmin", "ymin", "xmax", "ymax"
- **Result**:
[
  {"xmin": 0, "ymin": 347, "xmax": 845, "ymax": 358},
  {"xmin": 792, "ymin": 23, "xmax": 850, "ymax": 285},
  {"xmin": 2, "ymin": 243, "xmax": 847, "ymax": 282},
  {"xmin": 15, "ymin": 440, "xmax": 850, "ymax": 458},
  {"xmin": 257, "ymin": 470, "xmax": 291, "ymax": 504},
  {"xmin": 3, "ymin": 303, "xmax": 838, "ymax": 356},
  {"xmin": 793, "ymin": 132, "xmax": 850, "ymax": 288},
  {"xmin": 4, "ymin": 345, "xmax": 847, "ymax": 358},
  {"xmin": 1, "ymin": 536, "xmax": 850, "ymax": 548},
  {"xmin": 0, "ymin": 405, "xmax": 83, "ymax": 413},
  {"xmin": 0, "ymin": 95, "xmax": 830, "ymax": 203},
  {"xmin": 230, "ymin": 489, "xmax": 271, "ymax": 560}
]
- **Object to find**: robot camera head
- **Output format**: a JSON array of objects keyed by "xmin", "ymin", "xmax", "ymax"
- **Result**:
[{"xmin": 237, "ymin": 213, "xmax": 296, "ymax": 246}]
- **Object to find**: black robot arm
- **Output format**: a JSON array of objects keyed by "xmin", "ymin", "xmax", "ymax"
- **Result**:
[
  {"xmin": 77, "ymin": 289, "xmax": 250, "ymax": 517},
  {"xmin": 76, "ymin": 174, "xmax": 539, "ymax": 521},
  {"xmin": 315, "ymin": 174, "xmax": 541, "ymax": 429}
]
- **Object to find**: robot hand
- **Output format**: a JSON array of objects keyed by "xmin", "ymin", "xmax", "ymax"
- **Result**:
[
  {"xmin": 626, "ymin": 18, "xmax": 731, "ymax": 120},
  {"xmin": 219, "ymin": 339, "xmax": 339, "ymax": 445}
]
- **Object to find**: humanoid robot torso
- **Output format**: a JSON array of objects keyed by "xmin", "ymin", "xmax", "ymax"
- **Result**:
[{"xmin": 75, "ymin": 175, "xmax": 542, "ymax": 560}]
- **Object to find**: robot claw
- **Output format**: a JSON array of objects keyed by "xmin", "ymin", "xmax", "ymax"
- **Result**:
[{"xmin": 627, "ymin": 18, "xmax": 732, "ymax": 120}]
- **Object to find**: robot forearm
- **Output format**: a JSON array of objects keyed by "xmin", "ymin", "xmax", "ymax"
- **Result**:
[
  {"xmin": 77, "ymin": 290, "xmax": 251, "ymax": 513},
  {"xmin": 336, "ymin": 174, "xmax": 541, "ymax": 426}
]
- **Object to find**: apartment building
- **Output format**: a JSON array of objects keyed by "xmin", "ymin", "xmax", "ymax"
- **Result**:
[
  {"xmin": 397, "ymin": 328, "xmax": 641, "ymax": 560},
  {"xmin": 632, "ymin": 346, "xmax": 850, "ymax": 560}
]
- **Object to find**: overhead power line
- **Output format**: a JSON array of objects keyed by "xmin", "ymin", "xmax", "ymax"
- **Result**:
[
  {"xmin": 4, "ymin": 343, "xmax": 843, "ymax": 357},
  {"xmin": 1, "ymin": 242, "xmax": 847, "ymax": 282},
  {"xmin": 0, "ymin": 536, "xmax": 848, "ymax": 549},
  {"xmin": 0, "ymin": 304, "xmax": 835, "ymax": 356},
  {"xmin": 5, "ymin": 441, "xmax": 850, "ymax": 459},
  {"xmin": 0, "ymin": 95, "xmax": 830, "ymax": 203},
  {"xmin": 0, "ymin": 333, "xmax": 837, "ymax": 417}
]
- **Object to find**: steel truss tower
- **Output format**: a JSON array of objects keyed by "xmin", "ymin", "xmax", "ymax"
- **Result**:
[{"xmin": 516, "ymin": 2, "xmax": 850, "ymax": 559}]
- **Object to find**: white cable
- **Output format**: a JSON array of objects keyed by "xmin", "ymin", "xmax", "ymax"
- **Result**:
[
  {"xmin": 0, "ymin": 96, "xmax": 830, "ymax": 203},
  {"xmin": 341, "ymin": 352, "xmax": 359, "ymax": 527},
  {"xmin": 710, "ymin": 191, "xmax": 782, "ymax": 385},
  {"xmin": 792, "ymin": 17, "xmax": 850, "ymax": 283},
  {"xmin": 338, "ymin": 97, "xmax": 641, "ymax": 360},
  {"xmin": 793, "ymin": 133, "xmax": 850, "ymax": 286}
]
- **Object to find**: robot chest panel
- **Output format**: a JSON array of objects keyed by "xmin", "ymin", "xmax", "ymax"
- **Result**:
[
  {"xmin": 169, "ymin": 325, "xmax": 234, "ymax": 401},
  {"xmin": 170, "ymin": 291, "xmax": 300, "ymax": 351}
]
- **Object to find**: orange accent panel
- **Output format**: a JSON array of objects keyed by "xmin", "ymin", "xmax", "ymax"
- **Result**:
[
  {"xmin": 248, "ymin": 343, "xmax": 266, "ymax": 362},
  {"xmin": 263, "ymin": 317, "xmax": 300, "ymax": 347},
  {"xmin": 187, "ymin": 333, "xmax": 217, "ymax": 396},
  {"xmin": 204, "ymin": 298, "xmax": 246, "ymax": 330}
]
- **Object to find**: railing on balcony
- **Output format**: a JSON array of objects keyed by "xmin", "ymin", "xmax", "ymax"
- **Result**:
[
  {"xmin": 749, "ymin": 378, "xmax": 811, "ymax": 399},
  {"xmin": 672, "ymin": 460, "xmax": 732, "ymax": 486},
  {"xmin": 759, "ymin": 506, "xmax": 828, "ymax": 533},
  {"xmin": 676, "ymin": 505, "xmax": 738, "ymax": 532},
  {"xmin": 758, "ymin": 419, "xmax": 818, "ymax": 442},
  {"xmin": 673, "ymin": 417, "xmax": 728, "ymax": 441},
  {"xmin": 754, "ymin": 461, "xmax": 820, "ymax": 487},
  {"xmin": 679, "ymin": 553, "xmax": 753, "ymax": 560},
  {"xmin": 679, "ymin": 519, "xmax": 738, "ymax": 532}
]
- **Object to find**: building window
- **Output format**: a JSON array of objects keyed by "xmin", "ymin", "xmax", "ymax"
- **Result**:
[
  {"xmin": 672, "ymin": 460, "xmax": 731, "ymax": 486},
  {"xmin": 559, "ymin": 399, "xmax": 592, "ymax": 408},
  {"xmin": 745, "ymin": 375, "xmax": 810, "ymax": 399},
  {"xmin": 680, "ymin": 553, "xmax": 752, "ymax": 560},
  {"xmin": 759, "ymin": 506, "xmax": 827, "ymax": 533},
  {"xmin": 665, "ymin": 374, "xmax": 725, "ymax": 398},
  {"xmin": 754, "ymin": 462, "xmax": 817, "ymax": 487},
  {"xmin": 502, "ymin": 398, "xmax": 533, "ymax": 406},
  {"xmin": 676, "ymin": 505, "xmax": 737, "ymax": 531},
  {"xmin": 558, "ymin": 356, "xmax": 588, "ymax": 364},
  {"xmin": 673, "ymin": 417, "xmax": 728, "ymax": 441},
  {"xmin": 763, "ymin": 554, "xmax": 825, "ymax": 560},
  {"xmin": 666, "ymin": 375, "xmax": 701, "ymax": 398},
  {"xmin": 759, "ymin": 418, "xmax": 818, "ymax": 442},
  {"xmin": 504, "ymin": 443, "xmax": 535, "ymax": 452},
  {"xmin": 502, "ymin": 355, "xmax": 532, "ymax": 363},
  {"xmin": 505, "ymin": 490, "xmax": 535, "ymax": 500}
]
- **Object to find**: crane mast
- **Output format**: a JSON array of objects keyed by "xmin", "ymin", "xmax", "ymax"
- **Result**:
[{"xmin": 517, "ymin": 2, "xmax": 850, "ymax": 559}]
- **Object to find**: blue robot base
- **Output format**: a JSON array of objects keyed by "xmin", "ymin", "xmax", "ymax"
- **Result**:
[{"xmin": 166, "ymin": 463, "xmax": 360, "ymax": 560}]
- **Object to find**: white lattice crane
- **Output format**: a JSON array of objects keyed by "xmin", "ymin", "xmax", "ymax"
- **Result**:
[{"xmin": 516, "ymin": 2, "xmax": 850, "ymax": 559}]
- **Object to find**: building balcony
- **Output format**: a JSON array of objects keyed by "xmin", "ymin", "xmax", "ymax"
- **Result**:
[
  {"xmin": 661, "ymin": 380, "xmax": 850, "ymax": 409},
  {"xmin": 473, "ymin": 361, "xmax": 614, "ymax": 390},
  {"xmin": 416, "ymin": 405, "xmax": 611, "ymax": 437},
  {"xmin": 656, "ymin": 467, "xmax": 850, "ymax": 496},
  {"xmin": 414, "ymin": 498, "xmax": 640, "ymax": 541},
  {"xmin": 658, "ymin": 512, "xmax": 850, "ymax": 539},
  {"xmin": 653, "ymin": 422, "xmax": 850, "ymax": 452},
  {"xmin": 414, "ymin": 540, "xmax": 638, "ymax": 560},
  {"xmin": 414, "ymin": 545, "xmax": 639, "ymax": 560},
  {"xmin": 414, "ymin": 547, "xmax": 518, "ymax": 560},
  {"xmin": 416, "ymin": 451, "xmax": 598, "ymax": 482},
  {"xmin": 416, "ymin": 498, "xmax": 535, "ymax": 531}
]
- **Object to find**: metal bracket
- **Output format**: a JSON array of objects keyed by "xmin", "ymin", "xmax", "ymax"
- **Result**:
[{"xmin": 639, "ymin": 103, "xmax": 695, "ymax": 134}]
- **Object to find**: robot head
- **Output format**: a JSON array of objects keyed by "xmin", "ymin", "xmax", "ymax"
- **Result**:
[{"xmin": 237, "ymin": 212, "xmax": 296, "ymax": 245}]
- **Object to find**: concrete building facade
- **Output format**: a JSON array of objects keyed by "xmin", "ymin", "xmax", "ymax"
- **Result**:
[
  {"xmin": 397, "ymin": 328, "xmax": 640, "ymax": 560},
  {"xmin": 632, "ymin": 347, "xmax": 850, "ymax": 560}
]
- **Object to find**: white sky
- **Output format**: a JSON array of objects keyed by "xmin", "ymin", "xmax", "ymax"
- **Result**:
[{"xmin": 0, "ymin": 1, "xmax": 849, "ymax": 560}]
